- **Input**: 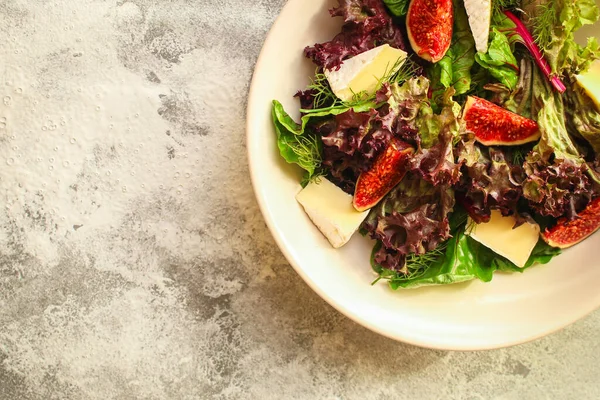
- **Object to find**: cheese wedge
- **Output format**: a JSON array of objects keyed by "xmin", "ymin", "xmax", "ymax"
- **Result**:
[
  {"xmin": 576, "ymin": 59, "xmax": 600, "ymax": 110},
  {"xmin": 324, "ymin": 44, "xmax": 407, "ymax": 102},
  {"xmin": 466, "ymin": 210, "xmax": 540, "ymax": 268},
  {"xmin": 464, "ymin": 0, "xmax": 492, "ymax": 53},
  {"xmin": 296, "ymin": 178, "xmax": 370, "ymax": 248}
]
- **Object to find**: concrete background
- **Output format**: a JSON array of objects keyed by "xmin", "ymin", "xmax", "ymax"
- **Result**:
[{"xmin": 1, "ymin": 0, "xmax": 599, "ymax": 399}]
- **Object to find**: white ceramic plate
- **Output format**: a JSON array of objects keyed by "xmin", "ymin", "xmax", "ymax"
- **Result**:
[{"xmin": 247, "ymin": 0, "xmax": 600, "ymax": 350}]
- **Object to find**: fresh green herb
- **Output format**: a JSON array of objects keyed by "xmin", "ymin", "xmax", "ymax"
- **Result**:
[
  {"xmin": 302, "ymin": 56, "xmax": 420, "ymax": 115},
  {"xmin": 429, "ymin": 0, "xmax": 476, "ymax": 109},
  {"xmin": 306, "ymin": 70, "xmax": 342, "ymax": 110},
  {"xmin": 475, "ymin": 28, "xmax": 520, "ymax": 90},
  {"xmin": 382, "ymin": 0, "xmax": 410, "ymax": 16},
  {"xmin": 531, "ymin": 0, "xmax": 558, "ymax": 50},
  {"xmin": 371, "ymin": 241, "xmax": 449, "ymax": 285},
  {"xmin": 372, "ymin": 227, "xmax": 561, "ymax": 290},
  {"xmin": 525, "ymin": 0, "xmax": 600, "ymax": 76},
  {"xmin": 390, "ymin": 57, "xmax": 421, "ymax": 86},
  {"xmin": 272, "ymin": 101, "xmax": 323, "ymax": 181},
  {"xmin": 492, "ymin": 0, "xmax": 521, "ymax": 18}
]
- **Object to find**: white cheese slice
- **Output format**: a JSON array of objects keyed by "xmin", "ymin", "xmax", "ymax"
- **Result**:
[
  {"xmin": 296, "ymin": 178, "xmax": 370, "ymax": 248},
  {"xmin": 464, "ymin": 0, "xmax": 492, "ymax": 53},
  {"xmin": 324, "ymin": 44, "xmax": 407, "ymax": 102},
  {"xmin": 576, "ymin": 59, "xmax": 600, "ymax": 110},
  {"xmin": 466, "ymin": 210, "xmax": 540, "ymax": 268}
]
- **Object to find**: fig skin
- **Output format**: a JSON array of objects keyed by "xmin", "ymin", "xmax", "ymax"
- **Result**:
[
  {"xmin": 543, "ymin": 197, "xmax": 600, "ymax": 249},
  {"xmin": 353, "ymin": 139, "xmax": 414, "ymax": 212},
  {"xmin": 463, "ymin": 96, "xmax": 540, "ymax": 146},
  {"xmin": 406, "ymin": 0, "xmax": 453, "ymax": 63}
]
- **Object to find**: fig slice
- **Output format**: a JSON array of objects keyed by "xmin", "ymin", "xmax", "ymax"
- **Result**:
[
  {"xmin": 463, "ymin": 96, "xmax": 540, "ymax": 146},
  {"xmin": 542, "ymin": 198, "xmax": 600, "ymax": 249},
  {"xmin": 353, "ymin": 139, "xmax": 414, "ymax": 212},
  {"xmin": 406, "ymin": 0, "xmax": 453, "ymax": 63}
]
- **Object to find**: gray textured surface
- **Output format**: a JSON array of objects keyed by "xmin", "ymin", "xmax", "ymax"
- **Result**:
[{"xmin": 1, "ymin": 0, "xmax": 600, "ymax": 399}]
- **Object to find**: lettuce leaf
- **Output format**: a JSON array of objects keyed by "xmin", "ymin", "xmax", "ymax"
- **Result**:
[
  {"xmin": 457, "ymin": 144, "xmax": 525, "ymax": 223},
  {"xmin": 363, "ymin": 174, "xmax": 455, "ymax": 271},
  {"xmin": 565, "ymin": 85, "xmax": 600, "ymax": 154},
  {"xmin": 272, "ymin": 101, "xmax": 322, "ymax": 179},
  {"xmin": 521, "ymin": 70, "xmax": 594, "ymax": 219},
  {"xmin": 371, "ymin": 211, "xmax": 561, "ymax": 290},
  {"xmin": 526, "ymin": 0, "xmax": 600, "ymax": 76},
  {"xmin": 272, "ymin": 100, "xmax": 378, "ymax": 182},
  {"xmin": 429, "ymin": 0, "xmax": 476, "ymax": 106},
  {"xmin": 304, "ymin": 0, "xmax": 407, "ymax": 70},
  {"xmin": 382, "ymin": 0, "xmax": 410, "ymax": 16},
  {"xmin": 475, "ymin": 28, "xmax": 519, "ymax": 90}
]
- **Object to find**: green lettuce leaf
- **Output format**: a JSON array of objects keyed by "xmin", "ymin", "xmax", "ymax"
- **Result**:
[
  {"xmin": 475, "ymin": 28, "xmax": 520, "ymax": 90},
  {"xmin": 527, "ymin": 0, "xmax": 600, "ymax": 76},
  {"xmin": 382, "ymin": 0, "xmax": 410, "ymax": 16},
  {"xmin": 371, "ymin": 213, "xmax": 561, "ymax": 290},
  {"xmin": 271, "ymin": 99, "xmax": 378, "ymax": 181},
  {"xmin": 429, "ymin": 0, "xmax": 476, "ymax": 106},
  {"xmin": 565, "ymin": 85, "xmax": 600, "ymax": 154},
  {"xmin": 530, "ymin": 70, "xmax": 581, "ymax": 162}
]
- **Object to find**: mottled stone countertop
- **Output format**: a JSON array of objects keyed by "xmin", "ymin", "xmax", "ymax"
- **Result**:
[{"xmin": 1, "ymin": 1, "xmax": 600, "ymax": 399}]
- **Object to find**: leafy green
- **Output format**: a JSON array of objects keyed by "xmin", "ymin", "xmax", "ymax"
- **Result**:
[
  {"xmin": 382, "ymin": 0, "xmax": 410, "ymax": 16},
  {"xmin": 527, "ymin": 0, "xmax": 600, "ymax": 76},
  {"xmin": 475, "ymin": 28, "xmax": 520, "ymax": 90},
  {"xmin": 483, "ymin": 58, "xmax": 534, "ymax": 118},
  {"xmin": 521, "ymin": 67, "xmax": 596, "ymax": 218},
  {"xmin": 565, "ymin": 84, "xmax": 600, "ymax": 154},
  {"xmin": 371, "ymin": 210, "xmax": 561, "ymax": 289},
  {"xmin": 492, "ymin": 0, "xmax": 521, "ymax": 18},
  {"xmin": 302, "ymin": 57, "xmax": 420, "ymax": 115},
  {"xmin": 530, "ymin": 70, "xmax": 581, "ymax": 162},
  {"xmin": 429, "ymin": 0, "xmax": 476, "ymax": 107},
  {"xmin": 272, "ymin": 100, "xmax": 379, "ymax": 180},
  {"xmin": 416, "ymin": 102, "xmax": 457, "ymax": 149},
  {"xmin": 363, "ymin": 174, "xmax": 456, "ymax": 270},
  {"xmin": 272, "ymin": 101, "xmax": 322, "ymax": 179}
]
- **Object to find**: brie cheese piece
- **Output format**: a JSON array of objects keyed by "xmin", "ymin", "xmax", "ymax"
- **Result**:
[
  {"xmin": 464, "ymin": 0, "xmax": 492, "ymax": 53},
  {"xmin": 324, "ymin": 44, "xmax": 407, "ymax": 102},
  {"xmin": 296, "ymin": 178, "xmax": 370, "ymax": 248},
  {"xmin": 576, "ymin": 59, "xmax": 600, "ymax": 110},
  {"xmin": 466, "ymin": 210, "xmax": 540, "ymax": 268}
]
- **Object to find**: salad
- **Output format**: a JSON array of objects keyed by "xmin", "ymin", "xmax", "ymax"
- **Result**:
[{"xmin": 271, "ymin": 0, "xmax": 600, "ymax": 289}]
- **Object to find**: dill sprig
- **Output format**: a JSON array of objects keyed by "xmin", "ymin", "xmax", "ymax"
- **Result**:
[
  {"xmin": 531, "ymin": 0, "xmax": 557, "ymax": 50},
  {"xmin": 403, "ymin": 242, "xmax": 449, "ymax": 278},
  {"xmin": 492, "ymin": 0, "xmax": 521, "ymax": 17},
  {"xmin": 371, "ymin": 241, "xmax": 449, "ymax": 285},
  {"xmin": 302, "ymin": 55, "xmax": 420, "ymax": 114},
  {"xmin": 306, "ymin": 71, "xmax": 344, "ymax": 110},
  {"xmin": 280, "ymin": 132, "xmax": 322, "ymax": 174},
  {"xmin": 390, "ymin": 56, "xmax": 421, "ymax": 85}
]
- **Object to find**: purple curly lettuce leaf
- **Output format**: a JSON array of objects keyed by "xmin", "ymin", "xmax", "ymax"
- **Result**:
[
  {"xmin": 317, "ymin": 78, "xmax": 431, "ymax": 193},
  {"xmin": 294, "ymin": 89, "xmax": 319, "ymax": 111},
  {"xmin": 407, "ymin": 86, "xmax": 463, "ymax": 186},
  {"xmin": 520, "ymin": 62, "xmax": 597, "ymax": 219},
  {"xmin": 316, "ymin": 76, "xmax": 463, "ymax": 194},
  {"xmin": 409, "ymin": 125, "xmax": 461, "ymax": 186},
  {"xmin": 304, "ymin": 0, "xmax": 407, "ymax": 71},
  {"xmin": 522, "ymin": 151, "xmax": 592, "ymax": 219},
  {"xmin": 321, "ymin": 109, "xmax": 375, "ymax": 154},
  {"xmin": 317, "ymin": 108, "xmax": 391, "ymax": 193},
  {"xmin": 362, "ymin": 174, "xmax": 455, "ymax": 271},
  {"xmin": 456, "ymin": 141, "xmax": 526, "ymax": 223}
]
